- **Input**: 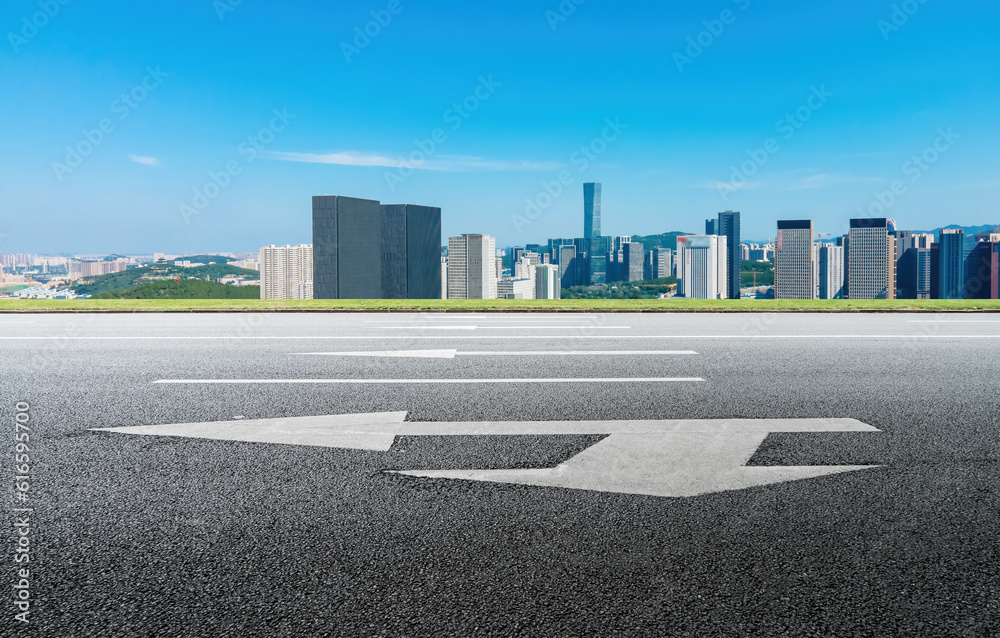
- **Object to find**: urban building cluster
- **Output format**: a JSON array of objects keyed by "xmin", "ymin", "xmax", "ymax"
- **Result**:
[
  {"xmin": 772, "ymin": 219, "xmax": 1000, "ymax": 300},
  {"xmin": 5, "ymin": 183, "xmax": 998, "ymax": 302}
]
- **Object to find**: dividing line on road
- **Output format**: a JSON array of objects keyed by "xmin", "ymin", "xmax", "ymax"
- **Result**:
[
  {"xmin": 153, "ymin": 378, "xmax": 706, "ymax": 385},
  {"xmin": 907, "ymin": 320, "xmax": 1000, "ymax": 323},
  {"xmin": 376, "ymin": 326, "xmax": 632, "ymax": 330},
  {"xmin": 292, "ymin": 350, "xmax": 699, "ymax": 359},
  {"xmin": 5, "ymin": 335, "xmax": 1000, "ymax": 341}
]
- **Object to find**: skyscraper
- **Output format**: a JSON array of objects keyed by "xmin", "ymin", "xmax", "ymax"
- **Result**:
[
  {"xmin": 819, "ymin": 244, "xmax": 845, "ymax": 299},
  {"xmin": 677, "ymin": 235, "xmax": 728, "ymax": 299},
  {"xmin": 965, "ymin": 238, "xmax": 999, "ymax": 299},
  {"xmin": 558, "ymin": 245, "xmax": 579, "ymax": 289},
  {"xmin": 623, "ymin": 242, "xmax": 645, "ymax": 282},
  {"xmin": 774, "ymin": 220, "xmax": 815, "ymax": 299},
  {"xmin": 260, "ymin": 244, "xmax": 314, "ymax": 300},
  {"xmin": 717, "ymin": 211, "xmax": 741, "ymax": 299},
  {"xmin": 313, "ymin": 196, "xmax": 441, "ymax": 300},
  {"xmin": 535, "ymin": 264, "xmax": 561, "ymax": 300},
  {"xmin": 583, "ymin": 183, "xmax": 602, "ymax": 240},
  {"xmin": 847, "ymin": 218, "xmax": 896, "ymax": 300},
  {"xmin": 313, "ymin": 196, "xmax": 383, "ymax": 299},
  {"xmin": 705, "ymin": 219, "xmax": 718, "ymax": 235},
  {"xmin": 447, "ymin": 234, "xmax": 497, "ymax": 299},
  {"xmin": 380, "ymin": 204, "xmax": 442, "ymax": 299},
  {"xmin": 939, "ymin": 228, "xmax": 966, "ymax": 299}
]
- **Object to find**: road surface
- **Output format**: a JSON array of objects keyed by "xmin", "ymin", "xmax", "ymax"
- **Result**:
[{"xmin": 2, "ymin": 313, "xmax": 998, "ymax": 637}]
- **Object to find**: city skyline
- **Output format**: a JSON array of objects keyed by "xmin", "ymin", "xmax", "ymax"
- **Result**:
[{"xmin": 4, "ymin": 1, "xmax": 1000, "ymax": 253}]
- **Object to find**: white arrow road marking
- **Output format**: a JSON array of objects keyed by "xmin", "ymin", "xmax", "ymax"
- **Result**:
[
  {"xmin": 292, "ymin": 350, "xmax": 699, "ymax": 359},
  {"xmin": 152, "ymin": 378, "xmax": 706, "ymax": 385},
  {"xmin": 93, "ymin": 415, "xmax": 881, "ymax": 498}
]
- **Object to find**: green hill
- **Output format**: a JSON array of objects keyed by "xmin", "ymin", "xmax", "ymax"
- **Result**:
[
  {"xmin": 74, "ymin": 264, "xmax": 259, "ymax": 296},
  {"xmin": 93, "ymin": 280, "xmax": 260, "ymax": 300},
  {"xmin": 631, "ymin": 231, "xmax": 689, "ymax": 252}
]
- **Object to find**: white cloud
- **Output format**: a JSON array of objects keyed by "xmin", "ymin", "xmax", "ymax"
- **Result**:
[
  {"xmin": 128, "ymin": 154, "xmax": 160, "ymax": 167},
  {"xmin": 262, "ymin": 151, "xmax": 562, "ymax": 173}
]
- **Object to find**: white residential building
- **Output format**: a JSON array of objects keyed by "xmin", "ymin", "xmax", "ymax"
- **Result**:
[
  {"xmin": 677, "ymin": 235, "xmax": 729, "ymax": 299},
  {"xmin": 259, "ymin": 244, "xmax": 314, "ymax": 300},
  {"xmin": 447, "ymin": 234, "xmax": 497, "ymax": 300}
]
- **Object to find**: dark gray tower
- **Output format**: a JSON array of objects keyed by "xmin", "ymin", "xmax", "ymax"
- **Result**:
[
  {"xmin": 313, "ymin": 196, "xmax": 383, "ymax": 299},
  {"xmin": 380, "ymin": 204, "xmax": 442, "ymax": 299},
  {"xmin": 717, "ymin": 211, "xmax": 741, "ymax": 299},
  {"xmin": 583, "ymin": 183, "xmax": 602, "ymax": 240}
]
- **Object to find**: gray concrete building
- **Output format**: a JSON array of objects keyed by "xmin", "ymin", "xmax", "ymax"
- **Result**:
[
  {"xmin": 313, "ymin": 196, "xmax": 441, "ymax": 300},
  {"xmin": 774, "ymin": 220, "xmax": 815, "ymax": 300},
  {"xmin": 847, "ymin": 218, "xmax": 896, "ymax": 300}
]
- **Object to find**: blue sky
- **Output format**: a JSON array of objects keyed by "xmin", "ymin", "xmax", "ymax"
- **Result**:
[{"xmin": 2, "ymin": 0, "xmax": 998, "ymax": 254}]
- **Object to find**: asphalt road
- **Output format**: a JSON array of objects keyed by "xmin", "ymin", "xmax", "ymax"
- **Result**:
[{"xmin": 2, "ymin": 313, "xmax": 999, "ymax": 637}]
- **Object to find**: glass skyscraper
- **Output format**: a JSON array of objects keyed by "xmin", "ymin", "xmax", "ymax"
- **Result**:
[
  {"xmin": 583, "ymin": 183, "xmax": 602, "ymax": 240},
  {"xmin": 717, "ymin": 211, "xmax": 741, "ymax": 299}
]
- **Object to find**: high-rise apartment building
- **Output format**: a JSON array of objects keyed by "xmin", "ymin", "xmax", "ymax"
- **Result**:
[
  {"xmin": 448, "ymin": 234, "xmax": 497, "ymax": 300},
  {"xmin": 717, "ymin": 211, "xmax": 741, "ymax": 299},
  {"xmin": 652, "ymin": 248, "xmax": 672, "ymax": 279},
  {"xmin": 677, "ymin": 235, "xmax": 728, "ymax": 299},
  {"xmin": 939, "ymin": 228, "xmax": 966, "ymax": 299},
  {"xmin": 819, "ymin": 244, "xmax": 845, "ymax": 299},
  {"xmin": 847, "ymin": 218, "xmax": 896, "ymax": 299},
  {"xmin": 774, "ymin": 220, "xmax": 815, "ymax": 299},
  {"xmin": 583, "ymin": 183, "xmax": 602, "ymax": 240},
  {"xmin": 260, "ymin": 244, "xmax": 314, "ymax": 300}
]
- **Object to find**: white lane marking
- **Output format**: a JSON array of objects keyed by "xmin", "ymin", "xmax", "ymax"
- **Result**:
[
  {"xmin": 376, "ymin": 326, "xmax": 632, "ymax": 330},
  {"xmin": 907, "ymin": 320, "xmax": 1000, "ymax": 323},
  {"xmin": 152, "ymin": 378, "xmax": 706, "ymax": 385},
  {"xmin": 94, "ymin": 414, "xmax": 880, "ymax": 498},
  {"xmin": 3, "ymin": 335, "xmax": 1000, "ymax": 341},
  {"xmin": 293, "ymin": 350, "xmax": 699, "ymax": 358},
  {"xmin": 0, "ymin": 322, "xmax": 36, "ymax": 324}
]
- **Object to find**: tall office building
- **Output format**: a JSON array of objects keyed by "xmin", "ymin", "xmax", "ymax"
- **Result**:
[
  {"xmin": 705, "ymin": 219, "xmax": 718, "ymax": 236},
  {"xmin": 965, "ymin": 238, "xmax": 999, "ymax": 299},
  {"xmin": 313, "ymin": 196, "xmax": 441, "ymax": 300},
  {"xmin": 313, "ymin": 196, "xmax": 382, "ymax": 299},
  {"xmin": 260, "ymin": 244, "xmax": 314, "ymax": 300},
  {"xmin": 447, "ymin": 234, "xmax": 497, "ymax": 299},
  {"xmin": 380, "ymin": 204, "xmax": 442, "ymax": 299},
  {"xmin": 583, "ymin": 183, "xmax": 602, "ymax": 240},
  {"xmin": 652, "ymin": 248, "xmax": 672, "ymax": 279},
  {"xmin": 717, "ymin": 211, "xmax": 741, "ymax": 299},
  {"xmin": 847, "ymin": 218, "xmax": 896, "ymax": 300},
  {"xmin": 587, "ymin": 236, "xmax": 612, "ymax": 285},
  {"xmin": 939, "ymin": 228, "xmax": 966, "ymax": 299},
  {"xmin": 774, "ymin": 220, "xmax": 815, "ymax": 300},
  {"xmin": 623, "ymin": 242, "xmax": 645, "ymax": 282},
  {"xmin": 535, "ymin": 264, "xmax": 561, "ymax": 300},
  {"xmin": 677, "ymin": 235, "xmax": 728, "ymax": 299},
  {"xmin": 897, "ymin": 247, "xmax": 933, "ymax": 299},
  {"xmin": 558, "ymin": 245, "xmax": 580, "ymax": 290},
  {"xmin": 819, "ymin": 244, "xmax": 845, "ymax": 299}
]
